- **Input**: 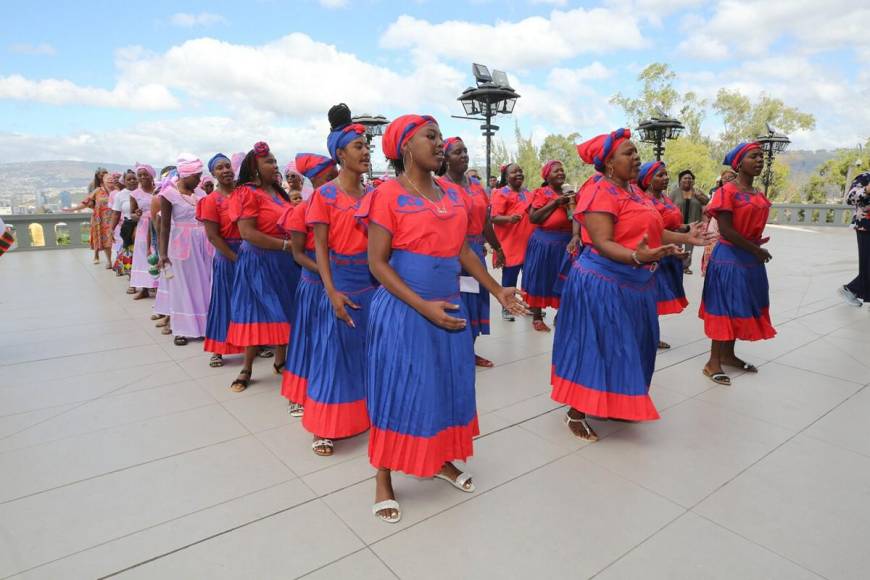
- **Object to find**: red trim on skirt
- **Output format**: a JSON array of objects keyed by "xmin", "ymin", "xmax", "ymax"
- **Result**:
[
  {"xmin": 203, "ymin": 338, "xmax": 244, "ymax": 355},
  {"xmin": 698, "ymin": 303, "xmax": 776, "ymax": 341},
  {"xmin": 524, "ymin": 294, "xmax": 561, "ymax": 309},
  {"xmin": 281, "ymin": 370, "xmax": 307, "ymax": 405},
  {"xmin": 369, "ymin": 416, "xmax": 480, "ymax": 478},
  {"xmin": 656, "ymin": 297, "xmax": 689, "ymax": 316},
  {"xmin": 550, "ymin": 372, "xmax": 660, "ymax": 421},
  {"xmin": 302, "ymin": 398, "xmax": 370, "ymax": 439},
  {"xmin": 225, "ymin": 322, "xmax": 290, "ymax": 347}
]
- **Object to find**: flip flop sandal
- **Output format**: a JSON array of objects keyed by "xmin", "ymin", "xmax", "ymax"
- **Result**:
[
  {"xmin": 174, "ymin": 336, "xmax": 188, "ymax": 346},
  {"xmin": 474, "ymin": 355, "xmax": 494, "ymax": 368},
  {"xmin": 161, "ymin": 326, "xmax": 172, "ymax": 335},
  {"xmin": 723, "ymin": 361, "xmax": 758, "ymax": 373},
  {"xmin": 658, "ymin": 341, "xmax": 671, "ymax": 349},
  {"xmin": 229, "ymin": 369, "xmax": 252, "ymax": 393},
  {"xmin": 565, "ymin": 413, "xmax": 599, "ymax": 441},
  {"xmin": 372, "ymin": 499, "xmax": 401, "ymax": 524},
  {"xmin": 312, "ymin": 439, "xmax": 334, "ymax": 456},
  {"xmin": 155, "ymin": 318, "xmax": 170, "ymax": 327},
  {"xmin": 150, "ymin": 314, "xmax": 166, "ymax": 321},
  {"xmin": 273, "ymin": 362, "xmax": 285, "ymax": 375},
  {"xmin": 257, "ymin": 348, "xmax": 275, "ymax": 359},
  {"xmin": 209, "ymin": 354, "xmax": 224, "ymax": 368},
  {"xmin": 434, "ymin": 471, "xmax": 476, "ymax": 493},
  {"xmin": 126, "ymin": 287, "xmax": 138, "ymax": 294},
  {"xmin": 703, "ymin": 369, "xmax": 731, "ymax": 386},
  {"xmin": 288, "ymin": 403, "xmax": 304, "ymax": 417},
  {"xmin": 532, "ymin": 320, "xmax": 551, "ymax": 332}
]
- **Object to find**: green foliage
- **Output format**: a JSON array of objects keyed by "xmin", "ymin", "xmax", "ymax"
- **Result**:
[
  {"xmin": 713, "ymin": 89, "xmax": 816, "ymax": 153},
  {"xmin": 538, "ymin": 132, "xmax": 594, "ymax": 188},
  {"xmin": 662, "ymin": 138, "xmax": 720, "ymax": 192},
  {"xmin": 803, "ymin": 141, "xmax": 870, "ymax": 203}
]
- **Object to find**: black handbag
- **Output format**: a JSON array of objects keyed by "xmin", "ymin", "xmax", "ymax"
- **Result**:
[{"xmin": 120, "ymin": 218, "xmax": 136, "ymax": 247}]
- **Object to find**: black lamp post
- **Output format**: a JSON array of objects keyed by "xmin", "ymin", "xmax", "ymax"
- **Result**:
[
  {"xmin": 756, "ymin": 123, "xmax": 790, "ymax": 196},
  {"xmin": 455, "ymin": 64, "xmax": 520, "ymax": 189},
  {"xmin": 352, "ymin": 114, "xmax": 390, "ymax": 179},
  {"xmin": 637, "ymin": 109, "xmax": 685, "ymax": 161}
]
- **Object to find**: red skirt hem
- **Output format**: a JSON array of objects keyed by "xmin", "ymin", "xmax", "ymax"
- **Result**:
[
  {"xmin": 225, "ymin": 322, "xmax": 290, "ymax": 347},
  {"xmin": 524, "ymin": 294, "xmax": 561, "ymax": 309},
  {"xmin": 302, "ymin": 398, "xmax": 369, "ymax": 439},
  {"xmin": 550, "ymin": 373, "xmax": 660, "ymax": 421},
  {"xmin": 280, "ymin": 370, "xmax": 307, "ymax": 405},
  {"xmin": 656, "ymin": 297, "xmax": 689, "ymax": 316},
  {"xmin": 698, "ymin": 304, "xmax": 777, "ymax": 341},
  {"xmin": 203, "ymin": 338, "xmax": 245, "ymax": 355},
  {"xmin": 368, "ymin": 416, "xmax": 480, "ymax": 478}
]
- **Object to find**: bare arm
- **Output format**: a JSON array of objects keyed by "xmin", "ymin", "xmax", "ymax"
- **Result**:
[
  {"xmin": 715, "ymin": 212, "xmax": 770, "ymax": 263},
  {"xmin": 313, "ymin": 223, "xmax": 358, "ymax": 326},
  {"xmin": 110, "ymin": 210, "xmax": 121, "ymax": 230},
  {"xmin": 585, "ymin": 212, "xmax": 678, "ymax": 265},
  {"xmin": 529, "ymin": 195, "xmax": 571, "ymax": 225},
  {"xmin": 157, "ymin": 197, "xmax": 172, "ymax": 268},
  {"xmin": 291, "ymin": 232, "xmax": 317, "ymax": 273},
  {"xmin": 203, "ymin": 221, "xmax": 237, "ymax": 261}
]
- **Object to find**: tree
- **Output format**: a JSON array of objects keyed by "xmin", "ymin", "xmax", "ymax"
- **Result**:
[
  {"xmin": 488, "ymin": 138, "xmax": 513, "ymax": 180},
  {"xmin": 803, "ymin": 141, "xmax": 870, "ymax": 203},
  {"xmin": 662, "ymin": 138, "xmax": 720, "ymax": 192},
  {"xmin": 538, "ymin": 132, "xmax": 594, "ymax": 189},
  {"xmin": 515, "ymin": 123, "xmax": 541, "ymax": 189}
]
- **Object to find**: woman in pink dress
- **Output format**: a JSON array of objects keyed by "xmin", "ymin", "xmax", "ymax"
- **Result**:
[
  {"xmin": 129, "ymin": 164, "xmax": 158, "ymax": 299},
  {"xmin": 157, "ymin": 158, "xmax": 214, "ymax": 346}
]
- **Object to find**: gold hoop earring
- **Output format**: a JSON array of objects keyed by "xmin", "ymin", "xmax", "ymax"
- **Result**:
[{"xmin": 607, "ymin": 167, "xmax": 614, "ymax": 179}]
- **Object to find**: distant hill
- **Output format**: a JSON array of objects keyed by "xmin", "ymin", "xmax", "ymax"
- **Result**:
[
  {"xmin": 778, "ymin": 150, "xmax": 838, "ymax": 186},
  {"xmin": 0, "ymin": 160, "xmax": 134, "ymax": 209}
]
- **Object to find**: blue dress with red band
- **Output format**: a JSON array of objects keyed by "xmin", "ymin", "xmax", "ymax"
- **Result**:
[
  {"xmin": 197, "ymin": 191, "xmax": 244, "ymax": 355},
  {"xmin": 648, "ymin": 193, "xmax": 689, "ymax": 315},
  {"xmin": 358, "ymin": 179, "xmax": 478, "ymax": 478},
  {"xmin": 302, "ymin": 183, "xmax": 376, "ymax": 439},
  {"xmin": 523, "ymin": 186, "xmax": 573, "ymax": 309},
  {"xmin": 700, "ymin": 182, "xmax": 776, "ymax": 341},
  {"xmin": 437, "ymin": 177, "xmax": 490, "ymax": 340},
  {"xmin": 551, "ymin": 180, "xmax": 663, "ymax": 421},
  {"xmin": 226, "ymin": 185, "xmax": 299, "ymax": 346}
]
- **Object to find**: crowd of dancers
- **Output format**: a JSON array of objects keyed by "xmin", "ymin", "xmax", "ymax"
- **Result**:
[{"xmin": 75, "ymin": 104, "xmax": 777, "ymax": 523}]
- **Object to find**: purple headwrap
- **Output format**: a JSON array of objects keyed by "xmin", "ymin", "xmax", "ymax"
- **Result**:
[{"xmin": 134, "ymin": 163, "xmax": 156, "ymax": 179}]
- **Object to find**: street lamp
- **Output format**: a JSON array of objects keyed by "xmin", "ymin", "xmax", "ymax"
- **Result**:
[
  {"xmin": 455, "ymin": 63, "xmax": 521, "ymax": 189},
  {"xmin": 756, "ymin": 123, "xmax": 791, "ymax": 196},
  {"xmin": 352, "ymin": 114, "xmax": 390, "ymax": 179},
  {"xmin": 637, "ymin": 108, "xmax": 685, "ymax": 161}
]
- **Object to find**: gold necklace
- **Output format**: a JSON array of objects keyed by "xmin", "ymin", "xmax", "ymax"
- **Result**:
[{"xmin": 405, "ymin": 175, "xmax": 448, "ymax": 214}]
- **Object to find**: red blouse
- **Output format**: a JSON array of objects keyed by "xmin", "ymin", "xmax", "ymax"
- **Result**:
[
  {"xmin": 305, "ymin": 183, "xmax": 370, "ymax": 255},
  {"xmin": 648, "ymin": 192, "xmax": 683, "ymax": 232},
  {"xmin": 705, "ymin": 181, "xmax": 771, "ymax": 242},
  {"xmin": 531, "ymin": 186, "xmax": 572, "ymax": 231},
  {"xmin": 197, "ymin": 190, "xmax": 241, "ymax": 240},
  {"xmin": 437, "ymin": 177, "xmax": 488, "ymax": 236},
  {"xmin": 358, "ymin": 179, "xmax": 468, "ymax": 258},
  {"xmin": 229, "ymin": 185, "xmax": 290, "ymax": 238},
  {"xmin": 491, "ymin": 186, "xmax": 536, "ymax": 267},
  {"xmin": 279, "ymin": 199, "xmax": 315, "ymax": 251},
  {"xmin": 575, "ymin": 179, "xmax": 664, "ymax": 250}
]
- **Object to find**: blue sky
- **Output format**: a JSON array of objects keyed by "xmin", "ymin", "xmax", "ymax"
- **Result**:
[{"xmin": 2, "ymin": 0, "xmax": 868, "ymax": 170}]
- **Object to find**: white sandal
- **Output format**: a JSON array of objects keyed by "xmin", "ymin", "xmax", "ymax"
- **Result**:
[
  {"xmin": 311, "ymin": 439, "xmax": 334, "ymax": 456},
  {"xmin": 434, "ymin": 471, "xmax": 476, "ymax": 493},
  {"xmin": 565, "ymin": 413, "xmax": 599, "ymax": 442},
  {"xmin": 372, "ymin": 499, "xmax": 402, "ymax": 524},
  {"xmin": 288, "ymin": 403, "xmax": 304, "ymax": 418}
]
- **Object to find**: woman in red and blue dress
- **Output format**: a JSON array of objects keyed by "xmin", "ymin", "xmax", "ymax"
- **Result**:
[
  {"xmin": 637, "ymin": 161, "xmax": 690, "ymax": 350},
  {"xmin": 491, "ymin": 163, "xmax": 536, "ymax": 321},
  {"xmin": 225, "ymin": 142, "xmax": 299, "ymax": 392},
  {"xmin": 551, "ymin": 129, "xmax": 711, "ymax": 441},
  {"xmin": 437, "ymin": 136, "xmax": 505, "ymax": 367},
  {"xmin": 524, "ymin": 160, "xmax": 581, "ymax": 331},
  {"xmin": 197, "ymin": 153, "xmax": 245, "ymax": 368},
  {"xmin": 302, "ymin": 104, "xmax": 376, "ymax": 456},
  {"xmin": 295, "ymin": 153, "xmax": 338, "ymax": 190},
  {"xmin": 359, "ymin": 114, "xmax": 527, "ymax": 524},
  {"xmin": 701, "ymin": 142, "xmax": 776, "ymax": 385}
]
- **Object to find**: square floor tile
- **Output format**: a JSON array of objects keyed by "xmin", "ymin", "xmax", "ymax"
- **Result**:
[
  {"xmin": 803, "ymin": 386, "xmax": 870, "ymax": 457},
  {"xmin": 299, "ymin": 549, "xmax": 396, "ymax": 580}
]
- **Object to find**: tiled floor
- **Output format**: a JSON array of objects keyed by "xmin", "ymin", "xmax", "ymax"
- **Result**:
[{"xmin": 1, "ymin": 225, "xmax": 868, "ymax": 579}]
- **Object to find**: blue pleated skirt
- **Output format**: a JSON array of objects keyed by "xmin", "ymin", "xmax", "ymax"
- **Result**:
[
  {"xmin": 461, "ymin": 235, "xmax": 490, "ymax": 340},
  {"xmin": 226, "ymin": 241, "xmax": 299, "ymax": 346},
  {"xmin": 551, "ymin": 250, "xmax": 660, "ymax": 421},
  {"xmin": 367, "ymin": 250, "xmax": 478, "ymax": 478},
  {"xmin": 700, "ymin": 242, "xmax": 776, "ymax": 341},
  {"xmin": 522, "ymin": 229, "xmax": 572, "ymax": 308},
  {"xmin": 655, "ymin": 254, "xmax": 688, "ymax": 315},
  {"xmin": 204, "ymin": 239, "xmax": 244, "ymax": 354},
  {"xmin": 282, "ymin": 251, "xmax": 323, "ymax": 405},
  {"xmin": 302, "ymin": 251, "xmax": 377, "ymax": 439}
]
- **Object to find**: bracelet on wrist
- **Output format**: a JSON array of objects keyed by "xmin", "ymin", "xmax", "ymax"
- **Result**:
[{"xmin": 631, "ymin": 250, "xmax": 644, "ymax": 266}]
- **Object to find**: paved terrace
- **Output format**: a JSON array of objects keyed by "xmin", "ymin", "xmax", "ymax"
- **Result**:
[{"xmin": 1, "ymin": 226, "xmax": 868, "ymax": 580}]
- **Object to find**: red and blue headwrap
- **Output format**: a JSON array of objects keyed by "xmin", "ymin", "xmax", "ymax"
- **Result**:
[
  {"xmin": 253, "ymin": 141, "xmax": 270, "ymax": 158},
  {"xmin": 576, "ymin": 128, "xmax": 631, "ymax": 173},
  {"xmin": 443, "ymin": 136, "xmax": 463, "ymax": 153},
  {"xmin": 295, "ymin": 153, "xmax": 336, "ymax": 180},
  {"xmin": 637, "ymin": 160, "xmax": 665, "ymax": 191},
  {"xmin": 724, "ymin": 142, "xmax": 761, "ymax": 171},
  {"xmin": 327, "ymin": 123, "xmax": 367, "ymax": 162},
  {"xmin": 207, "ymin": 153, "xmax": 230, "ymax": 175},
  {"xmin": 382, "ymin": 114, "xmax": 437, "ymax": 161},
  {"xmin": 541, "ymin": 160, "xmax": 562, "ymax": 181}
]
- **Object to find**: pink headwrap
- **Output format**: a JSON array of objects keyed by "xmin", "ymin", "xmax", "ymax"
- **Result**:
[
  {"xmin": 231, "ymin": 152, "xmax": 245, "ymax": 179},
  {"xmin": 134, "ymin": 163, "xmax": 156, "ymax": 178},
  {"xmin": 177, "ymin": 157, "xmax": 204, "ymax": 178},
  {"xmin": 199, "ymin": 175, "xmax": 214, "ymax": 187},
  {"xmin": 541, "ymin": 160, "xmax": 562, "ymax": 181}
]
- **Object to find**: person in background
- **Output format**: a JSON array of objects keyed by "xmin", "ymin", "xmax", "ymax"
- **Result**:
[
  {"xmin": 701, "ymin": 169, "xmax": 737, "ymax": 277},
  {"xmin": 466, "ymin": 168, "xmax": 481, "ymax": 182},
  {"xmin": 669, "ymin": 169, "xmax": 709, "ymax": 274},
  {"xmin": 839, "ymin": 171, "xmax": 870, "ymax": 306},
  {"xmin": 487, "ymin": 174, "xmax": 498, "ymax": 192},
  {"xmin": 200, "ymin": 175, "xmax": 215, "ymax": 195},
  {"xmin": 66, "ymin": 169, "xmax": 113, "ymax": 267},
  {"xmin": 296, "ymin": 153, "xmax": 339, "ymax": 190},
  {"xmin": 0, "ymin": 215, "xmax": 14, "ymax": 257},
  {"xmin": 111, "ymin": 170, "xmax": 137, "ymax": 280},
  {"xmin": 129, "ymin": 164, "xmax": 158, "ymax": 299}
]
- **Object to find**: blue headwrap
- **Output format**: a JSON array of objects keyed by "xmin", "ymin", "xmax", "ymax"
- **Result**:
[
  {"xmin": 637, "ymin": 161, "xmax": 665, "ymax": 191},
  {"xmin": 723, "ymin": 142, "xmax": 761, "ymax": 171},
  {"xmin": 207, "ymin": 153, "xmax": 230, "ymax": 175},
  {"xmin": 327, "ymin": 123, "xmax": 367, "ymax": 162}
]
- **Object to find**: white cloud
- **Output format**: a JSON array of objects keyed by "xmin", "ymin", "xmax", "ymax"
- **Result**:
[
  {"xmin": 0, "ymin": 74, "xmax": 179, "ymax": 110},
  {"xmin": 8, "ymin": 43, "xmax": 55, "ymax": 56},
  {"xmin": 548, "ymin": 62, "xmax": 613, "ymax": 92},
  {"xmin": 380, "ymin": 9, "xmax": 646, "ymax": 70},
  {"xmin": 530, "ymin": 0, "xmax": 567, "ymax": 5},
  {"xmin": 318, "ymin": 0, "xmax": 348, "ymax": 7},
  {"xmin": 169, "ymin": 12, "xmax": 227, "ymax": 27}
]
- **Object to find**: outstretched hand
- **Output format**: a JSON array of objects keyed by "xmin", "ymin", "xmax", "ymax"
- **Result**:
[
  {"xmin": 686, "ymin": 221, "xmax": 718, "ymax": 246},
  {"xmin": 635, "ymin": 234, "xmax": 682, "ymax": 263},
  {"xmin": 496, "ymin": 287, "xmax": 530, "ymax": 317}
]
